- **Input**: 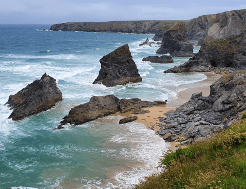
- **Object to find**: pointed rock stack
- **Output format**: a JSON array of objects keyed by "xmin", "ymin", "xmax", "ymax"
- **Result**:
[
  {"xmin": 6, "ymin": 73, "xmax": 62, "ymax": 120},
  {"xmin": 93, "ymin": 44, "xmax": 142, "ymax": 87}
]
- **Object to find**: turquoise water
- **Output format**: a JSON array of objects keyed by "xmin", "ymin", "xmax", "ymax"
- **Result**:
[{"xmin": 0, "ymin": 25, "xmax": 205, "ymax": 188}]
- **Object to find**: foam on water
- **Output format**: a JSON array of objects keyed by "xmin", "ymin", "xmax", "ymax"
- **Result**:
[
  {"xmin": 0, "ymin": 26, "xmax": 209, "ymax": 188},
  {"xmin": 108, "ymin": 120, "xmax": 170, "ymax": 188}
]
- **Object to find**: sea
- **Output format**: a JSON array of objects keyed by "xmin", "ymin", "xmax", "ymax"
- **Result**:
[{"xmin": 0, "ymin": 24, "xmax": 205, "ymax": 189}]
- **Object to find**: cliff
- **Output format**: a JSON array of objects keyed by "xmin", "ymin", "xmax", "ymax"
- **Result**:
[
  {"xmin": 164, "ymin": 31, "xmax": 246, "ymax": 73},
  {"xmin": 156, "ymin": 22, "xmax": 194, "ymax": 56},
  {"xmin": 186, "ymin": 9, "xmax": 246, "ymax": 45},
  {"xmin": 49, "ymin": 20, "xmax": 178, "ymax": 34}
]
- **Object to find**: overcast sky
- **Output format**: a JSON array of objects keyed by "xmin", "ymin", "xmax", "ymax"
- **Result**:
[{"xmin": 0, "ymin": 0, "xmax": 246, "ymax": 24}]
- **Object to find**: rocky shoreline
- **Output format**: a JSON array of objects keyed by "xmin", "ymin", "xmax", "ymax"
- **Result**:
[{"xmin": 7, "ymin": 8, "xmax": 246, "ymax": 148}]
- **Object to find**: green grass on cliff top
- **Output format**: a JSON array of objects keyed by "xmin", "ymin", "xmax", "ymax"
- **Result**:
[{"xmin": 135, "ymin": 113, "xmax": 246, "ymax": 189}]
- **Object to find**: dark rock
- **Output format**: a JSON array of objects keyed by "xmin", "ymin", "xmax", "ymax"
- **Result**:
[
  {"xmin": 159, "ymin": 72, "xmax": 246, "ymax": 143},
  {"xmin": 59, "ymin": 95, "xmax": 119, "ymax": 128},
  {"xmin": 6, "ymin": 73, "xmax": 62, "ymax": 120},
  {"xmin": 165, "ymin": 31, "xmax": 246, "ymax": 73},
  {"xmin": 119, "ymin": 116, "xmax": 138, "ymax": 124},
  {"xmin": 59, "ymin": 95, "xmax": 166, "ymax": 128},
  {"xmin": 139, "ymin": 38, "xmax": 152, "ymax": 47},
  {"xmin": 142, "ymin": 55, "xmax": 173, "ymax": 63},
  {"xmin": 156, "ymin": 22, "xmax": 194, "ymax": 57},
  {"xmin": 132, "ymin": 109, "xmax": 150, "ymax": 114},
  {"xmin": 93, "ymin": 44, "xmax": 142, "ymax": 87}
]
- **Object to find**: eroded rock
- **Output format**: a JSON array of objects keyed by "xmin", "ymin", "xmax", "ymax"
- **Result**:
[
  {"xmin": 6, "ymin": 73, "xmax": 62, "ymax": 120},
  {"xmin": 165, "ymin": 31, "xmax": 246, "ymax": 73},
  {"xmin": 93, "ymin": 44, "xmax": 142, "ymax": 87},
  {"xmin": 158, "ymin": 73, "xmax": 246, "ymax": 143},
  {"xmin": 59, "ymin": 95, "xmax": 166, "ymax": 128}
]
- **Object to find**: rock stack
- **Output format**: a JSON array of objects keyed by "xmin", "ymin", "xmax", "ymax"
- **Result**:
[
  {"xmin": 6, "ymin": 73, "xmax": 62, "ymax": 120},
  {"xmin": 93, "ymin": 44, "xmax": 142, "ymax": 87}
]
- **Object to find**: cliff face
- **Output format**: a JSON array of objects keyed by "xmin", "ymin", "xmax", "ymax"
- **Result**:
[
  {"xmin": 156, "ymin": 22, "xmax": 194, "ymax": 57},
  {"xmin": 164, "ymin": 31, "xmax": 246, "ymax": 73},
  {"xmin": 186, "ymin": 9, "xmax": 246, "ymax": 45},
  {"xmin": 50, "ymin": 20, "xmax": 176, "ymax": 34}
]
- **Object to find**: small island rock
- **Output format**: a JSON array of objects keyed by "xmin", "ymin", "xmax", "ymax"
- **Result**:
[
  {"xmin": 6, "ymin": 73, "xmax": 62, "ymax": 120},
  {"xmin": 156, "ymin": 22, "xmax": 194, "ymax": 57},
  {"xmin": 93, "ymin": 44, "xmax": 142, "ymax": 87},
  {"xmin": 142, "ymin": 55, "xmax": 174, "ymax": 63}
]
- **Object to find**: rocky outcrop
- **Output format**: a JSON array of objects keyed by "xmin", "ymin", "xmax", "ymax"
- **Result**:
[
  {"xmin": 156, "ymin": 22, "xmax": 194, "ymax": 57},
  {"xmin": 158, "ymin": 72, "xmax": 246, "ymax": 144},
  {"xmin": 6, "ymin": 73, "xmax": 62, "ymax": 120},
  {"xmin": 165, "ymin": 31, "xmax": 246, "ymax": 73},
  {"xmin": 142, "ymin": 55, "xmax": 173, "ymax": 63},
  {"xmin": 59, "ymin": 95, "xmax": 166, "ymax": 128},
  {"xmin": 139, "ymin": 38, "xmax": 155, "ymax": 47},
  {"xmin": 119, "ymin": 116, "xmax": 138, "ymax": 124},
  {"xmin": 50, "ymin": 20, "xmax": 177, "ymax": 34},
  {"xmin": 93, "ymin": 44, "xmax": 142, "ymax": 87}
]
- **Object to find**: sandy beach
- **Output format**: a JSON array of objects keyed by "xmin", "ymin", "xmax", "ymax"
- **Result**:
[{"xmin": 112, "ymin": 72, "xmax": 221, "ymax": 152}]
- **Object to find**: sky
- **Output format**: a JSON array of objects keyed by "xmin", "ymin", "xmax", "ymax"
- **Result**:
[{"xmin": 0, "ymin": 0, "xmax": 246, "ymax": 24}]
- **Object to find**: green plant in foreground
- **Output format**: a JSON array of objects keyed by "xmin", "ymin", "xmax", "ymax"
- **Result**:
[{"xmin": 135, "ymin": 119, "xmax": 246, "ymax": 189}]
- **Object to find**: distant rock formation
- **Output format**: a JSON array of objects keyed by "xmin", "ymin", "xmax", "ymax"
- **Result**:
[
  {"xmin": 158, "ymin": 72, "xmax": 246, "ymax": 144},
  {"xmin": 156, "ymin": 22, "xmax": 194, "ymax": 57},
  {"xmin": 50, "ymin": 9, "xmax": 246, "ymax": 46},
  {"xmin": 49, "ymin": 20, "xmax": 177, "ymax": 34},
  {"xmin": 164, "ymin": 31, "xmax": 246, "ymax": 73},
  {"xmin": 142, "ymin": 55, "xmax": 173, "ymax": 63},
  {"xmin": 139, "ymin": 38, "xmax": 155, "ymax": 47},
  {"xmin": 6, "ymin": 73, "xmax": 62, "ymax": 120},
  {"xmin": 58, "ymin": 95, "xmax": 166, "ymax": 128},
  {"xmin": 93, "ymin": 44, "xmax": 142, "ymax": 87}
]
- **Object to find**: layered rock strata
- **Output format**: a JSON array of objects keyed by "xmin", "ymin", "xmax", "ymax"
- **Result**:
[
  {"xmin": 158, "ymin": 72, "xmax": 246, "ymax": 144},
  {"xmin": 186, "ymin": 9, "xmax": 246, "ymax": 45},
  {"xmin": 59, "ymin": 95, "xmax": 166, "ymax": 128},
  {"xmin": 142, "ymin": 55, "xmax": 173, "ymax": 63},
  {"xmin": 93, "ymin": 44, "xmax": 142, "ymax": 87},
  {"xmin": 165, "ymin": 31, "xmax": 246, "ymax": 73},
  {"xmin": 6, "ymin": 73, "xmax": 62, "ymax": 120}
]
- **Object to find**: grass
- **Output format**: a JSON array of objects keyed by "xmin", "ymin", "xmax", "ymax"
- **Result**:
[{"xmin": 135, "ymin": 118, "xmax": 246, "ymax": 188}]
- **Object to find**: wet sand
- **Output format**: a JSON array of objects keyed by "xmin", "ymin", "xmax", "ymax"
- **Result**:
[{"xmin": 111, "ymin": 72, "xmax": 221, "ymax": 152}]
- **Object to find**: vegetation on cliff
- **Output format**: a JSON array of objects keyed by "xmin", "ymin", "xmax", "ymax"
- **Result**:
[{"xmin": 135, "ymin": 114, "xmax": 246, "ymax": 188}]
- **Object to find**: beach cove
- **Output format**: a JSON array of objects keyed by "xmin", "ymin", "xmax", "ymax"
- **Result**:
[{"xmin": 0, "ymin": 24, "xmax": 219, "ymax": 188}]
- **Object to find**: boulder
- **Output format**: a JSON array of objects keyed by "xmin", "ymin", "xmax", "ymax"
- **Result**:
[
  {"xmin": 59, "ymin": 95, "xmax": 166, "ymax": 128},
  {"xmin": 119, "ymin": 116, "xmax": 138, "ymax": 124},
  {"xmin": 6, "ymin": 73, "xmax": 62, "ymax": 120},
  {"xmin": 156, "ymin": 22, "xmax": 194, "ymax": 57},
  {"xmin": 142, "ymin": 55, "xmax": 173, "ymax": 63},
  {"xmin": 93, "ymin": 44, "xmax": 142, "ymax": 87},
  {"xmin": 164, "ymin": 31, "xmax": 246, "ymax": 73}
]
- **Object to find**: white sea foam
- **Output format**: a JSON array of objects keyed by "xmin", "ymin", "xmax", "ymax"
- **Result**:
[{"xmin": 109, "ymin": 121, "xmax": 170, "ymax": 188}]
